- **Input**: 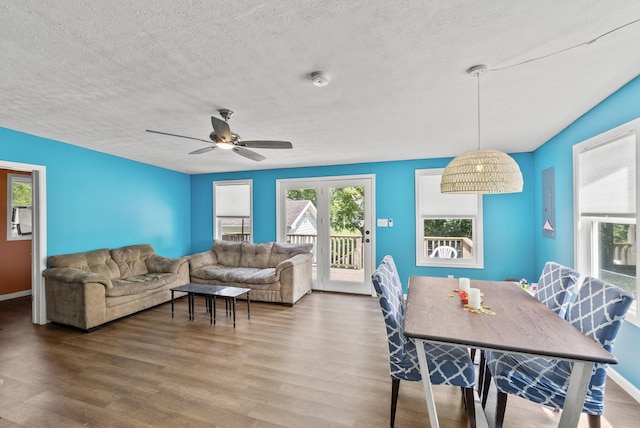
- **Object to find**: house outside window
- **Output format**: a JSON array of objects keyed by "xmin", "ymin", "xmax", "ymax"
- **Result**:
[
  {"xmin": 415, "ymin": 168, "xmax": 483, "ymax": 268},
  {"xmin": 213, "ymin": 180, "xmax": 252, "ymax": 242},
  {"xmin": 7, "ymin": 173, "xmax": 33, "ymax": 241},
  {"xmin": 574, "ymin": 120, "xmax": 639, "ymax": 324}
]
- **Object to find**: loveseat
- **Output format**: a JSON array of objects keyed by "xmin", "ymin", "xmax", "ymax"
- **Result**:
[
  {"xmin": 188, "ymin": 240, "xmax": 313, "ymax": 305},
  {"xmin": 43, "ymin": 244, "xmax": 189, "ymax": 331}
]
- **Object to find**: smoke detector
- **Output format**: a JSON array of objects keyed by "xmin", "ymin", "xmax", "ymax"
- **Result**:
[{"xmin": 310, "ymin": 71, "xmax": 331, "ymax": 87}]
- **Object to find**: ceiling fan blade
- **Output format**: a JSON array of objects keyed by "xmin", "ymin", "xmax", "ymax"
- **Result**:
[
  {"xmin": 189, "ymin": 146, "xmax": 216, "ymax": 155},
  {"xmin": 146, "ymin": 129, "xmax": 211, "ymax": 143},
  {"xmin": 239, "ymin": 140, "xmax": 293, "ymax": 149},
  {"xmin": 211, "ymin": 117, "xmax": 232, "ymax": 142},
  {"xmin": 232, "ymin": 146, "xmax": 266, "ymax": 161}
]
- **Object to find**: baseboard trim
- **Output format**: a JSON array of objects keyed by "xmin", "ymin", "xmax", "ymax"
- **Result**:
[
  {"xmin": 609, "ymin": 368, "xmax": 640, "ymax": 403},
  {"xmin": 0, "ymin": 289, "xmax": 32, "ymax": 302}
]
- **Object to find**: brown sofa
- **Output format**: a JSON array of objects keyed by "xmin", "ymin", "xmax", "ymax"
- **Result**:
[
  {"xmin": 188, "ymin": 240, "xmax": 313, "ymax": 305},
  {"xmin": 43, "ymin": 244, "xmax": 189, "ymax": 331}
]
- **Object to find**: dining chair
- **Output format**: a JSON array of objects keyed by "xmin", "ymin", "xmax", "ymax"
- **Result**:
[
  {"xmin": 484, "ymin": 276, "xmax": 634, "ymax": 428},
  {"xmin": 429, "ymin": 245, "xmax": 458, "ymax": 258},
  {"xmin": 479, "ymin": 261, "xmax": 580, "ymax": 405},
  {"xmin": 372, "ymin": 255, "xmax": 476, "ymax": 428},
  {"xmin": 534, "ymin": 261, "xmax": 581, "ymax": 318}
]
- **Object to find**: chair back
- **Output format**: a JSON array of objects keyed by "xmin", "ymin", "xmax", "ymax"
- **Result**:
[
  {"xmin": 568, "ymin": 276, "xmax": 634, "ymax": 353},
  {"xmin": 568, "ymin": 276, "xmax": 635, "ymax": 411},
  {"xmin": 535, "ymin": 261, "xmax": 579, "ymax": 318},
  {"xmin": 371, "ymin": 256, "xmax": 409, "ymax": 365},
  {"xmin": 430, "ymin": 245, "xmax": 458, "ymax": 258}
]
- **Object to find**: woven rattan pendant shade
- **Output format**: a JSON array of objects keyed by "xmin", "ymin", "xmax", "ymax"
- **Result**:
[
  {"xmin": 440, "ymin": 149, "xmax": 523, "ymax": 193},
  {"xmin": 441, "ymin": 65, "xmax": 523, "ymax": 194}
]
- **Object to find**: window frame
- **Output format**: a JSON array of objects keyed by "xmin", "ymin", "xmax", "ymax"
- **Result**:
[
  {"xmin": 6, "ymin": 173, "xmax": 33, "ymax": 241},
  {"xmin": 573, "ymin": 119, "xmax": 639, "ymax": 326},
  {"xmin": 212, "ymin": 179, "xmax": 253, "ymax": 243},
  {"xmin": 415, "ymin": 168, "xmax": 484, "ymax": 268}
]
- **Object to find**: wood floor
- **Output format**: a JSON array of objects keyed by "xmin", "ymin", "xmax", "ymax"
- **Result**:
[{"xmin": 0, "ymin": 293, "xmax": 638, "ymax": 427}]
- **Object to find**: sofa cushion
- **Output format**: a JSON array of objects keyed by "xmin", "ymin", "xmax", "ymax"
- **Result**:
[
  {"xmin": 148, "ymin": 254, "xmax": 184, "ymax": 273},
  {"xmin": 269, "ymin": 242, "xmax": 313, "ymax": 266},
  {"xmin": 48, "ymin": 248, "xmax": 120, "ymax": 280},
  {"xmin": 107, "ymin": 273, "xmax": 178, "ymax": 297},
  {"xmin": 212, "ymin": 240, "xmax": 243, "ymax": 267},
  {"xmin": 240, "ymin": 241, "xmax": 274, "ymax": 268},
  {"xmin": 111, "ymin": 244, "xmax": 155, "ymax": 279},
  {"xmin": 191, "ymin": 265, "xmax": 278, "ymax": 285}
]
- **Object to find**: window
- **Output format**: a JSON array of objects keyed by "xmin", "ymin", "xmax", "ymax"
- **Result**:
[
  {"xmin": 213, "ymin": 180, "xmax": 252, "ymax": 242},
  {"xmin": 7, "ymin": 173, "xmax": 33, "ymax": 241},
  {"xmin": 574, "ymin": 121, "xmax": 639, "ymax": 324},
  {"xmin": 415, "ymin": 168, "xmax": 483, "ymax": 267}
]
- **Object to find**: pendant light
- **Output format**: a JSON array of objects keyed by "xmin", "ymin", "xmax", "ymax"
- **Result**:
[{"xmin": 440, "ymin": 65, "xmax": 523, "ymax": 194}]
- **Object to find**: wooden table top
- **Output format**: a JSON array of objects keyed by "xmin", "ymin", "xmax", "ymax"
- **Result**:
[{"xmin": 404, "ymin": 276, "xmax": 617, "ymax": 365}]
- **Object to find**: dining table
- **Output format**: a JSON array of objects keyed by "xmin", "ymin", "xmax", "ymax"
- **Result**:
[{"xmin": 403, "ymin": 276, "xmax": 617, "ymax": 428}]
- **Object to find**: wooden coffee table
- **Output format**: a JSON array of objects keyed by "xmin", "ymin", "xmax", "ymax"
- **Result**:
[{"xmin": 170, "ymin": 283, "xmax": 251, "ymax": 327}]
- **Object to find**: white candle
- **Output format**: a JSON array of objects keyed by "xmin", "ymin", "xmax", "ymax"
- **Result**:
[
  {"xmin": 459, "ymin": 277, "xmax": 471, "ymax": 292},
  {"xmin": 468, "ymin": 288, "xmax": 481, "ymax": 310}
]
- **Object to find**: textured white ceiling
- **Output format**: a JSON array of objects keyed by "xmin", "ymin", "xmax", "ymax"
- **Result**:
[{"xmin": 2, "ymin": 1, "xmax": 640, "ymax": 174}]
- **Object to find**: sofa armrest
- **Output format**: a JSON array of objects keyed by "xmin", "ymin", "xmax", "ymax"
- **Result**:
[
  {"xmin": 43, "ymin": 267, "xmax": 113, "ymax": 289},
  {"xmin": 276, "ymin": 253, "xmax": 313, "ymax": 304},
  {"xmin": 188, "ymin": 250, "xmax": 218, "ymax": 271},
  {"xmin": 43, "ymin": 268, "xmax": 110, "ymax": 330},
  {"xmin": 148, "ymin": 254, "xmax": 188, "ymax": 274}
]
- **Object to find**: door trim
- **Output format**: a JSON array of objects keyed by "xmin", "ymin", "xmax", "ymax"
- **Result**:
[
  {"xmin": 0, "ymin": 160, "xmax": 47, "ymax": 324},
  {"xmin": 276, "ymin": 174, "xmax": 376, "ymax": 296}
]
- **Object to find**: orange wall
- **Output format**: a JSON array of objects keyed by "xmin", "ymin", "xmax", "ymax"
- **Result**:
[{"xmin": 0, "ymin": 169, "xmax": 31, "ymax": 296}]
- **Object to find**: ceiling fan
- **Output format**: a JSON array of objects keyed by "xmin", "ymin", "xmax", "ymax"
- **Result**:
[{"xmin": 146, "ymin": 109, "xmax": 293, "ymax": 161}]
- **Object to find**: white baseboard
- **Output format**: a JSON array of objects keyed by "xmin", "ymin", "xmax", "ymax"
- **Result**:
[
  {"xmin": 0, "ymin": 289, "xmax": 31, "ymax": 302},
  {"xmin": 608, "ymin": 368, "xmax": 640, "ymax": 403}
]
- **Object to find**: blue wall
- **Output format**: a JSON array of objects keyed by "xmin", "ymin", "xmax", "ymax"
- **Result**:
[
  {"xmin": 533, "ymin": 75, "xmax": 640, "ymax": 388},
  {"xmin": 190, "ymin": 152, "xmax": 536, "ymax": 285},
  {"xmin": 0, "ymin": 127, "xmax": 191, "ymax": 257}
]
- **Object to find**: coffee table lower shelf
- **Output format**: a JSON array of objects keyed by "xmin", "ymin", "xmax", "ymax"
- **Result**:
[{"xmin": 170, "ymin": 283, "xmax": 251, "ymax": 328}]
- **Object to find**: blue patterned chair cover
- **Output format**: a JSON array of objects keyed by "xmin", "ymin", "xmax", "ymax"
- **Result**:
[
  {"xmin": 535, "ymin": 261, "xmax": 580, "ymax": 318},
  {"xmin": 372, "ymin": 256, "xmax": 475, "ymax": 386},
  {"xmin": 479, "ymin": 261, "xmax": 579, "ymax": 405},
  {"xmin": 486, "ymin": 276, "xmax": 634, "ymax": 421}
]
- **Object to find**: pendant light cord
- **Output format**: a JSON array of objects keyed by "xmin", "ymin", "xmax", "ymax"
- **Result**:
[
  {"xmin": 476, "ymin": 71, "xmax": 481, "ymax": 150},
  {"xmin": 489, "ymin": 18, "xmax": 640, "ymax": 71}
]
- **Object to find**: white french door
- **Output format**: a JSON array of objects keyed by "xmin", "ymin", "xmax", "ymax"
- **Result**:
[{"xmin": 277, "ymin": 175, "xmax": 375, "ymax": 295}]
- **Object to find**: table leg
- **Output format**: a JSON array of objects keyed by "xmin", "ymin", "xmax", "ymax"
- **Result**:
[
  {"xmin": 213, "ymin": 296, "xmax": 216, "ymax": 324},
  {"xmin": 188, "ymin": 293, "xmax": 194, "ymax": 321},
  {"xmin": 247, "ymin": 291, "xmax": 250, "ymax": 320},
  {"xmin": 232, "ymin": 297, "xmax": 236, "ymax": 328},
  {"xmin": 558, "ymin": 360, "xmax": 593, "ymax": 428},
  {"xmin": 171, "ymin": 290, "xmax": 174, "ymax": 318},
  {"xmin": 208, "ymin": 296, "xmax": 213, "ymax": 324},
  {"xmin": 415, "ymin": 339, "xmax": 440, "ymax": 428}
]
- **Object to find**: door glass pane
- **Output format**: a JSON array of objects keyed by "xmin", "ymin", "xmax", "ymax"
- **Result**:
[
  {"xmin": 329, "ymin": 186, "xmax": 365, "ymax": 284},
  {"xmin": 597, "ymin": 222, "xmax": 637, "ymax": 304},
  {"xmin": 285, "ymin": 189, "xmax": 318, "ymax": 281}
]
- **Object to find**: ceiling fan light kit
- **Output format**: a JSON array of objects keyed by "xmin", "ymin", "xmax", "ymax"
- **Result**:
[
  {"xmin": 441, "ymin": 64, "xmax": 523, "ymax": 194},
  {"xmin": 146, "ymin": 109, "xmax": 292, "ymax": 161}
]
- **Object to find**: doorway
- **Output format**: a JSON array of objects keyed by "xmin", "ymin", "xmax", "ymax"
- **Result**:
[
  {"xmin": 277, "ymin": 175, "xmax": 375, "ymax": 295},
  {"xmin": 0, "ymin": 160, "xmax": 47, "ymax": 324}
]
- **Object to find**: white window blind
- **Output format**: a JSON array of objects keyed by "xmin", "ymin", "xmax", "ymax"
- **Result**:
[
  {"xmin": 215, "ymin": 183, "xmax": 250, "ymax": 217},
  {"xmin": 578, "ymin": 132, "xmax": 636, "ymax": 216},
  {"xmin": 418, "ymin": 173, "xmax": 477, "ymax": 217}
]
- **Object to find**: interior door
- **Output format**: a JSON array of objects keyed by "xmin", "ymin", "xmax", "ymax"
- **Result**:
[{"xmin": 277, "ymin": 175, "xmax": 375, "ymax": 295}]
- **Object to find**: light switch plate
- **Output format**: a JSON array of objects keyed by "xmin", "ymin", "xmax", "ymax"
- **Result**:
[{"xmin": 377, "ymin": 218, "xmax": 389, "ymax": 227}]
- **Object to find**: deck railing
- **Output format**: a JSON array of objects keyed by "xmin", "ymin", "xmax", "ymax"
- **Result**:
[
  {"xmin": 287, "ymin": 233, "xmax": 363, "ymax": 269},
  {"xmin": 423, "ymin": 237, "xmax": 473, "ymax": 258}
]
